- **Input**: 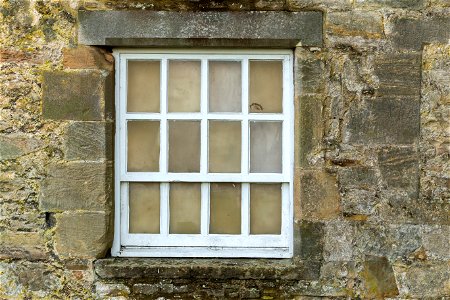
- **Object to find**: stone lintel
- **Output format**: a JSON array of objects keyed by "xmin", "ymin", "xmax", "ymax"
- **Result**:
[{"xmin": 78, "ymin": 10, "xmax": 323, "ymax": 47}]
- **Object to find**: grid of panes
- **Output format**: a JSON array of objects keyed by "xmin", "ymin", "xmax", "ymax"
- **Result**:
[{"xmin": 114, "ymin": 51, "xmax": 293, "ymax": 257}]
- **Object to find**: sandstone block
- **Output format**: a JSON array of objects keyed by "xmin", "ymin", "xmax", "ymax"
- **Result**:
[
  {"xmin": 355, "ymin": 0, "xmax": 423, "ymax": 8},
  {"xmin": 391, "ymin": 16, "xmax": 450, "ymax": 50},
  {"xmin": 374, "ymin": 53, "xmax": 422, "ymax": 98},
  {"xmin": 0, "ymin": 231, "xmax": 47, "ymax": 260},
  {"xmin": 39, "ymin": 162, "xmax": 112, "ymax": 211},
  {"xmin": 295, "ymin": 50, "xmax": 326, "ymax": 95},
  {"xmin": 323, "ymin": 221, "xmax": 354, "ymax": 261},
  {"xmin": 63, "ymin": 46, "xmax": 113, "ymax": 70},
  {"xmin": 298, "ymin": 95, "xmax": 323, "ymax": 167},
  {"xmin": 361, "ymin": 256, "xmax": 399, "ymax": 298},
  {"xmin": 64, "ymin": 121, "xmax": 113, "ymax": 161},
  {"xmin": 54, "ymin": 212, "xmax": 112, "ymax": 258},
  {"xmin": 326, "ymin": 11, "xmax": 384, "ymax": 39},
  {"xmin": 0, "ymin": 134, "xmax": 42, "ymax": 160},
  {"xmin": 42, "ymin": 70, "xmax": 113, "ymax": 121},
  {"xmin": 299, "ymin": 170, "xmax": 340, "ymax": 220},
  {"xmin": 294, "ymin": 220, "xmax": 324, "ymax": 260},
  {"xmin": 344, "ymin": 97, "xmax": 420, "ymax": 145}
]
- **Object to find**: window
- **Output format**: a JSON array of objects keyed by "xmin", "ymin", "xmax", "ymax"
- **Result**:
[{"xmin": 112, "ymin": 49, "xmax": 293, "ymax": 258}]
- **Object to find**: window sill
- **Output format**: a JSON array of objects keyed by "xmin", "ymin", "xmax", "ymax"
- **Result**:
[{"xmin": 94, "ymin": 258, "xmax": 321, "ymax": 281}]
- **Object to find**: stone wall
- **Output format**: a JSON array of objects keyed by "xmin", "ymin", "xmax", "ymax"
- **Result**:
[{"xmin": 0, "ymin": 0, "xmax": 448, "ymax": 299}]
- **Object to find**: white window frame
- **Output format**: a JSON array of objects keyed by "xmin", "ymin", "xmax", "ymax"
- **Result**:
[{"xmin": 112, "ymin": 49, "xmax": 294, "ymax": 258}]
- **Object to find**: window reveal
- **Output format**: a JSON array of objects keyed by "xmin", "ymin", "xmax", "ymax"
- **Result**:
[{"xmin": 113, "ymin": 50, "xmax": 294, "ymax": 257}]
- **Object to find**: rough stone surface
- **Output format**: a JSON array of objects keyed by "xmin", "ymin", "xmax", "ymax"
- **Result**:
[
  {"xmin": 39, "ymin": 162, "xmax": 113, "ymax": 211},
  {"xmin": 1, "ymin": 0, "xmax": 449, "ymax": 298},
  {"xmin": 54, "ymin": 212, "xmax": 112, "ymax": 259}
]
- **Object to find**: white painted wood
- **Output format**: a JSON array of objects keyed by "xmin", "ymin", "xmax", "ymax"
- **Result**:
[
  {"xmin": 115, "ymin": 49, "xmax": 294, "ymax": 258},
  {"xmin": 121, "ymin": 173, "xmax": 287, "ymax": 183}
]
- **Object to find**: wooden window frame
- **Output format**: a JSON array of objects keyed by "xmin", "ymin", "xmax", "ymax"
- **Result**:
[{"xmin": 112, "ymin": 49, "xmax": 294, "ymax": 258}]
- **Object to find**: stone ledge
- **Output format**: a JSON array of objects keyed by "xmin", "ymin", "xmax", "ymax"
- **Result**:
[
  {"xmin": 78, "ymin": 10, "xmax": 323, "ymax": 47},
  {"xmin": 94, "ymin": 258, "xmax": 321, "ymax": 281}
]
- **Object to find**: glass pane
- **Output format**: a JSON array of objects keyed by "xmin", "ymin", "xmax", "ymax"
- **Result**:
[
  {"xmin": 209, "ymin": 121, "xmax": 241, "ymax": 173},
  {"xmin": 169, "ymin": 121, "xmax": 200, "ymax": 172},
  {"xmin": 249, "ymin": 60, "xmax": 282, "ymax": 113},
  {"xmin": 129, "ymin": 183, "xmax": 160, "ymax": 233},
  {"xmin": 169, "ymin": 183, "xmax": 201, "ymax": 234},
  {"xmin": 250, "ymin": 121, "xmax": 282, "ymax": 173},
  {"xmin": 250, "ymin": 184, "xmax": 281, "ymax": 234},
  {"xmin": 209, "ymin": 61, "xmax": 241, "ymax": 112},
  {"xmin": 168, "ymin": 60, "xmax": 201, "ymax": 112},
  {"xmin": 127, "ymin": 61, "xmax": 160, "ymax": 112},
  {"xmin": 127, "ymin": 121, "xmax": 159, "ymax": 172},
  {"xmin": 210, "ymin": 183, "xmax": 241, "ymax": 234}
]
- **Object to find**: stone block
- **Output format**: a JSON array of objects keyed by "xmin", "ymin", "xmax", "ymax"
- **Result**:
[
  {"xmin": 422, "ymin": 226, "xmax": 450, "ymax": 260},
  {"xmin": 361, "ymin": 256, "xmax": 399, "ymax": 298},
  {"xmin": 323, "ymin": 221, "xmax": 354, "ymax": 261},
  {"xmin": 295, "ymin": 49, "xmax": 326, "ymax": 95},
  {"xmin": 0, "ymin": 134, "xmax": 42, "ymax": 160},
  {"xmin": 326, "ymin": 11, "xmax": 384, "ymax": 39},
  {"xmin": 95, "ymin": 282, "xmax": 130, "ymax": 298},
  {"xmin": 374, "ymin": 53, "xmax": 422, "ymax": 98},
  {"xmin": 294, "ymin": 220, "xmax": 324, "ymax": 260},
  {"xmin": 391, "ymin": 16, "xmax": 450, "ymax": 50},
  {"xmin": 338, "ymin": 166, "xmax": 377, "ymax": 189},
  {"xmin": 39, "ymin": 162, "xmax": 112, "ymax": 211},
  {"xmin": 394, "ymin": 262, "xmax": 450, "ymax": 298},
  {"xmin": 63, "ymin": 46, "xmax": 113, "ymax": 70},
  {"xmin": 287, "ymin": 0, "xmax": 352, "ymax": 10},
  {"xmin": 355, "ymin": 0, "xmax": 423, "ymax": 8},
  {"xmin": 79, "ymin": 10, "xmax": 323, "ymax": 48},
  {"xmin": 64, "ymin": 121, "xmax": 113, "ymax": 161},
  {"xmin": 298, "ymin": 95, "xmax": 324, "ymax": 167},
  {"xmin": 0, "ymin": 231, "xmax": 47, "ymax": 260},
  {"xmin": 378, "ymin": 147, "xmax": 419, "ymax": 195},
  {"xmin": 299, "ymin": 170, "xmax": 340, "ymax": 220},
  {"xmin": 344, "ymin": 97, "xmax": 420, "ymax": 145},
  {"xmin": 54, "ymin": 212, "xmax": 112, "ymax": 258},
  {"xmin": 42, "ymin": 70, "xmax": 113, "ymax": 121}
]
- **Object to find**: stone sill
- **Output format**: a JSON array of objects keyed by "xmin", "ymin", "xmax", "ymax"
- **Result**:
[{"xmin": 94, "ymin": 258, "xmax": 321, "ymax": 281}]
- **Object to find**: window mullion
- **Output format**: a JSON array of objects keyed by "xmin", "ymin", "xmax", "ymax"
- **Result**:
[
  {"xmin": 241, "ymin": 183, "xmax": 250, "ymax": 236},
  {"xmin": 160, "ymin": 58, "xmax": 168, "ymax": 174},
  {"xmin": 241, "ymin": 58, "xmax": 249, "ymax": 175},
  {"xmin": 201, "ymin": 183, "xmax": 210, "ymax": 236}
]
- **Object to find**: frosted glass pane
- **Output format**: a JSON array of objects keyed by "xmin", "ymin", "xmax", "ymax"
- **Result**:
[
  {"xmin": 169, "ymin": 121, "xmax": 200, "ymax": 172},
  {"xmin": 249, "ymin": 60, "xmax": 282, "ymax": 113},
  {"xmin": 129, "ymin": 183, "xmax": 160, "ymax": 233},
  {"xmin": 127, "ymin": 121, "xmax": 159, "ymax": 172},
  {"xmin": 209, "ymin": 61, "xmax": 241, "ymax": 112},
  {"xmin": 168, "ymin": 60, "xmax": 200, "ymax": 112},
  {"xmin": 209, "ymin": 121, "xmax": 241, "ymax": 173},
  {"xmin": 127, "ymin": 61, "xmax": 160, "ymax": 112},
  {"xmin": 169, "ymin": 183, "xmax": 201, "ymax": 234},
  {"xmin": 250, "ymin": 121, "xmax": 282, "ymax": 173},
  {"xmin": 250, "ymin": 184, "xmax": 281, "ymax": 234},
  {"xmin": 210, "ymin": 183, "xmax": 241, "ymax": 234}
]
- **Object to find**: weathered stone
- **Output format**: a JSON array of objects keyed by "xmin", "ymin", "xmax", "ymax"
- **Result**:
[
  {"xmin": 299, "ymin": 170, "xmax": 340, "ymax": 220},
  {"xmin": 394, "ymin": 262, "xmax": 450, "ymax": 298},
  {"xmin": 95, "ymin": 258, "xmax": 321, "ymax": 281},
  {"xmin": 318, "ymin": 261, "xmax": 357, "ymax": 296},
  {"xmin": 344, "ymin": 97, "xmax": 420, "ymax": 145},
  {"xmin": 355, "ymin": 0, "xmax": 423, "ymax": 8},
  {"xmin": 287, "ymin": 0, "xmax": 352, "ymax": 10},
  {"xmin": 63, "ymin": 45, "xmax": 113, "ymax": 70},
  {"xmin": 0, "ymin": 231, "xmax": 46, "ymax": 260},
  {"xmin": 42, "ymin": 70, "xmax": 113, "ymax": 121},
  {"xmin": 298, "ymin": 95, "xmax": 324, "ymax": 167},
  {"xmin": 361, "ymin": 256, "xmax": 399, "ymax": 298},
  {"xmin": 378, "ymin": 147, "xmax": 419, "ymax": 195},
  {"xmin": 296, "ymin": 50, "xmax": 326, "ymax": 95},
  {"xmin": 0, "ymin": 134, "xmax": 42, "ymax": 160},
  {"xmin": 338, "ymin": 166, "xmax": 377, "ymax": 188},
  {"xmin": 295, "ymin": 221, "xmax": 324, "ymax": 260},
  {"xmin": 422, "ymin": 225, "xmax": 450, "ymax": 260},
  {"xmin": 391, "ymin": 16, "xmax": 450, "ymax": 50},
  {"xmin": 54, "ymin": 212, "xmax": 112, "ymax": 258},
  {"xmin": 388, "ymin": 224, "xmax": 422, "ymax": 259},
  {"xmin": 79, "ymin": 10, "xmax": 323, "ymax": 47},
  {"xmin": 374, "ymin": 53, "xmax": 422, "ymax": 98},
  {"xmin": 323, "ymin": 221, "xmax": 354, "ymax": 261},
  {"xmin": 327, "ymin": 11, "xmax": 384, "ymax": 39},
  {"xmin": 39, "ymin": 162, "xmax": 112, "ymax": 211},
  {"xmin": 95, "ymin": 282, "xmax": 130, "ymax": 298},
  {"xmin": 132, "ymin": 283, "xmax": 159, "ymax": 295},
  {"xmin": 64, "ymin": 121, "xmax": 113, "ymax": 161}
]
